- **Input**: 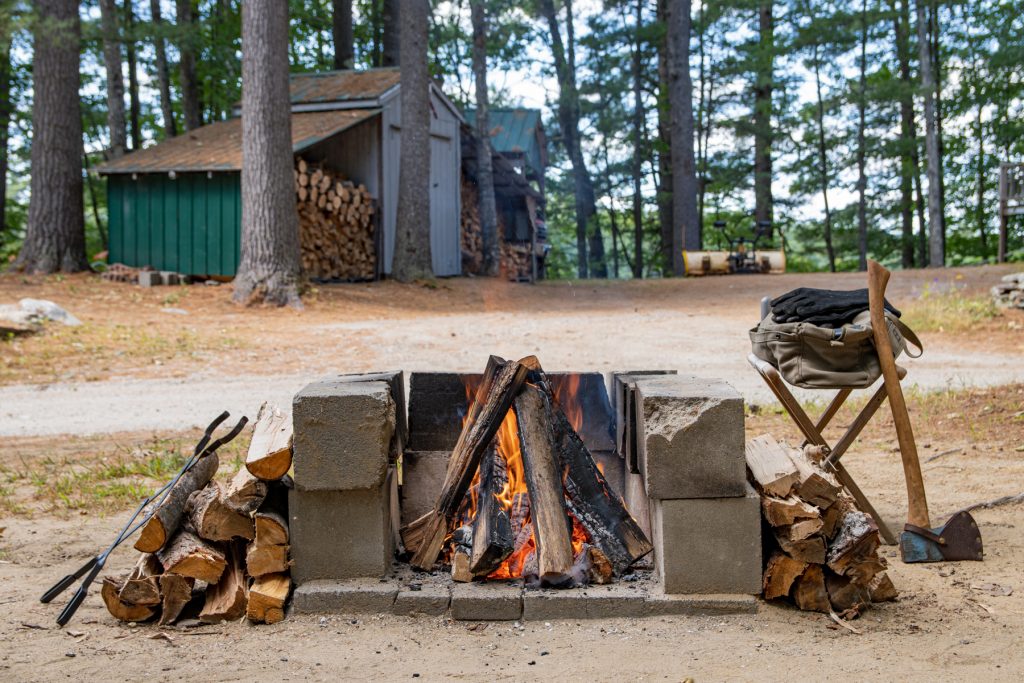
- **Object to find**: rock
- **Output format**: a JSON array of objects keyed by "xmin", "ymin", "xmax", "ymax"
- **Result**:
[{"xmin": 19, "ymin": 298, "xmax": 82, "ymax": 326}]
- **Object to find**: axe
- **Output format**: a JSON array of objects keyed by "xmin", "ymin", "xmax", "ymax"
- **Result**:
[{"xmin": 867, "ymin": 260, "xmax": 982, "ymax": 563}]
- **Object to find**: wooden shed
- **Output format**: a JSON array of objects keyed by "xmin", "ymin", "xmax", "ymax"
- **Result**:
[{"xmin": 97, "ymin": 68, "xmax": 464, "ymax": 278}]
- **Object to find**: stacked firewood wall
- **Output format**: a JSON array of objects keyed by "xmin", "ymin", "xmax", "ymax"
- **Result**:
[
  {"xmin": 460, "ymin": 174, "xmax": 526, "ymax": 279},
  {"xmin": 101, "ymin": 403, "xmax": 295, "ymax": 626},
  {"xmin": 746, "ymin": 435, "xmax": 897, "ymax": 615},
  {"xmin": 295, "ymin": 158, "xmax": 376, "ymax": 281}
]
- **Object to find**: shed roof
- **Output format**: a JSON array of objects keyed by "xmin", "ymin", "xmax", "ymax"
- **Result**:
[
  {"xmin": 463, "ymin": 108, "xmax": 545, "ymax": 175},
  {"xmin": 97, "ymin": 109, "xmax": 379, "ymax": 175},
  {"xmin": 289, "ymin": 68, "xmax": 401, "ymax": 105}
]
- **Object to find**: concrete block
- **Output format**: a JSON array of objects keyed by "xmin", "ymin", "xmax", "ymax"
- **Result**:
[
  {"xmin": 584, "ymin": 584, "xmax": 649, "ymax": 619},
  {"xmin": 408, "ymin": 372, "xmax": 475, "ymax": 451},
  {"xmin": 622, "ymin": 469, "xmax": 652, "ymax": 547},
  {"xmin": 651, "ymin": 485, "xmax": 762, "ymax": 595},
  {"xmin": 522, "ymin": 590, "xmax": 589, "ymax": 621},
  {"xmin": 292, "ymin": 579, "xmax": 398, "ymax": 614},
  {"xmin": 337, "ymin": 371, "xmax": 407, "ymax": 450},
  {"xmin": 293, "ymin": 378, "xmax": 395, "ymax": 490},
  {"xmin": 289, "ymin": 482, "xmax": 394, "ymax": 584},
  {"xmin": 392, "ymin": 583, "xmax": 451, "ymax": 616},
  {"xmin": 644, "ymin": 588, "xmax": 759, "ymax": 616},
  {"xmin": 159, "ymin": 271, "xmax": 180, "ymax": 286},
  {"xmin": 399, "ymin": 451, "xmax": 449, "ymax": 527},
  {"xmin": 634, "ymin": 375, "xmax": 746, "ymax": 499},
  {"xmin": 450, "ymin": 582, "xmax": 523, "ymax": 621},
  {"xmin": 138, "ymin": 271, "xmax": 161, "ymax": 287},
  {"xmin": 611, "ymin": 370, "xmax": 677, "ymax": 462}
]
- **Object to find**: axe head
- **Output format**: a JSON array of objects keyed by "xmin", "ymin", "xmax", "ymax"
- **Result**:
[{"xmin": 900, "ymin": 511, "xmax": 984, "ymax": 563}]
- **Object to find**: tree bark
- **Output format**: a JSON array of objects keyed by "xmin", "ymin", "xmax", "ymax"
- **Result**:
[
  {"xmin": 382, "ymin": 0, "xmax": 399, "ymax": 66},
  {"xmin": 124, "ymin": 0, "xmax": 142, "ymax": 150},
  {"xmin": 811, "ymin": 45, "xmax": 835, "ymax": 273},
  {"xmin": 855, "ymin": 0, "xmax": 868, "ymax": 271},
  {"xmin": 752, "ymin": 2, "xmax": 773, "ymax": 229},
  {"xmin": 233, "ymin": 0, "xmax": 303, "ymax": 306},
  {"xmin": 655, "ymin": 0, "xmax": 673, "ymax": 270},
  {"xmin": 0, "ymin": 13, "xmax": 12, "ymax": 232},
  {"xmin": 332, "ymin": 0, "xmax": 354, "ymax": 69},
  {"xmin": 915, "ymin": 0, "xmax": 944, "ymax": 266},
  {"xmin": 894, "ymin": 0, "xmax": 916, "ymax": 268},
  {"xmin": 99, "ymin": 0, "xmax": 128, "ymax": 158},
  {"xmin": 540, "ymin": 0, "xmax": 603, "ymax": 278},
  {"xmin": 471, "ymin": 0, "xmax": 500, "ymax": 276},
  {"xmin": 16, "ymin": 0, "xmax": 88, "ymax": 273},
  {"xmin": 176, "ymin": 0, "xmax": 202, "ymax": 131},
  {"xmin": 630, "ymin": 0, "xmax": 645, "ymax": 279},
  {"xmin": 150, "ymin": 0, "xmax": 177, "ymax": 137},
  {"xmin": 667, "ymin": 0, "xmax": 699, "ymax": 267},
  {"xmin": 392, "ymin": 0, "xmax": 433, "ymax": 281}
]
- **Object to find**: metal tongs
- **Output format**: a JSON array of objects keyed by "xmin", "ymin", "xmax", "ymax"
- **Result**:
[{"xmin": 40, "ymin": 411, "xmax": 249, "ymax": 626}]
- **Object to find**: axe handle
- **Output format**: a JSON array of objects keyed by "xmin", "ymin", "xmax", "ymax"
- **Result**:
[{"xmin": 867, "ymin": 260, "xmax": 930, "ymax": 528}]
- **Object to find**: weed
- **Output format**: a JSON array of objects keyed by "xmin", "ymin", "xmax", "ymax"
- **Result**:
[{"xmin": 902, "ymin": 282, "xmax": 1000, "ymax": 333}]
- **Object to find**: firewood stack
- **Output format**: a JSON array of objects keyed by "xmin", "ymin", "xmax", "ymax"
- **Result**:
[
  {"xmin": 500, "ymin": 242, "xmax": 532, "ymax": 281},
  {"xmin": 460, "ymin": 176, "xmax": 484, "ymax": 274},
  {"xmin": 294, "ymin": 157, "xmax": 376, "ymax": 281},
  {"xmin": 101, "ymin": 402, "xmax": 295, "ymax": 626},
  {"xmin": 746, "ymin": 435, "xmax": 897, "ymax": 614}
]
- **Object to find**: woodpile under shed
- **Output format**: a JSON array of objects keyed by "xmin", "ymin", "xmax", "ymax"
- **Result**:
[
  {"xmin": 294, "ymin": 158, "xmax": 377, "ymax": 281},
  {"xmin": 746, "ymin": 434, "xmax": 897, "ymax": 615},
  {"xmin": 102, "ymin": 403, "xmax": 295, "ymax": 626}
]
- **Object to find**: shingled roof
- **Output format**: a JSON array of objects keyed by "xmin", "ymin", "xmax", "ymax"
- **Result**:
[
  {"xmin": 96, "ymin": 109, "xmax": 379, "ymax": 175},
  {"xmin": 288, "ymin": 68, "xmax": 402, "ymax": 106}
]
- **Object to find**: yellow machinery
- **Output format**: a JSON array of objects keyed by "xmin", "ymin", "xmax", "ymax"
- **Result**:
[{"xmin": 683, "ymin": 218, "xmax": 786, "ymax": 276}]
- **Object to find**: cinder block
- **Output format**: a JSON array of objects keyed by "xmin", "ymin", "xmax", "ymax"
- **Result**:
[
  {"xmin": 337, "ymin": 371, "xmax": 407, "ymax": 450},
  {"xmin": 644, "ymin": 589, "xmax": 759, "ymax": 616},
  {"xmin": 611, "ymin": 371, "xmax": 677, "ymax": 463},
  {"xmin": 399, "ymin": 451, "xmax": 449, "ymax": 527},
  {"xmin": 450, "ymin": 582, "xmax": 523, "ymax": 621},
  {"xmin": 650, "ymin": 485, "xmax": 762, "ymax": 595},
  {"xmin": 584, "ymin": 584, "xmax": 649, "ymax": 619},
  {"xmin": 159, "ymin": 271, "xmax": 180, "ymax": 286},
  {"xmin": 392, "ymin": 583, "xmax": 451, "ymax": 616},
  {"xmin": 138, "ymin": 271, "xmax": 161, "ymax": 287},
  {"xmin": 293, "ymin": 378, "xmax": 395, "ymax": 490},
  {"xmin": 289, "ymin": 480, "xmax": 394, "ymax": 583},
  {"xmin": 634, "ymin": 375, "xmax": 746, "ymax": 499},
  {"xmin": 522, "ymin": 590, "xmax": 589, "ymax": 621},
  {"xmin": 623, "ymin": 469, "xmax": 652, "ymax": 547},
  {"xmin": 292, "ymin": 579, "xmax": 398, "ymax": 614}
]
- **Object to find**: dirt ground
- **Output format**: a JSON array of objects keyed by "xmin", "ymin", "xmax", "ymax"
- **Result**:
[{"xmin": 1, "ymin": 265, "xmax": 1023, "ymax": 680}]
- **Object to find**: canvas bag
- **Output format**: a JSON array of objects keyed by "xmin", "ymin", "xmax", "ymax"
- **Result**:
[{"xmin": 749, "ymin": 310, "xmax": 923, "ymax": 389}]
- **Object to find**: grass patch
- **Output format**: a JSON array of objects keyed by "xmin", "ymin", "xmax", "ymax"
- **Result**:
[{"xmin": 901, "ymin": 282, "xmax": 1000, "ymax": 333}]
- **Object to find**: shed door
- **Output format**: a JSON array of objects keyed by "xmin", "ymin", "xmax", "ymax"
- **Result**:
[{"xmin": 429, "ymin": 132, "xmax": 461, "ymax": 276}]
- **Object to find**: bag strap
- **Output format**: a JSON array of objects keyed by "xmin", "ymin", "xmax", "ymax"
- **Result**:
[{"xmin": 890, "ymin": 315, "xmax": 924, "ymax": 358}]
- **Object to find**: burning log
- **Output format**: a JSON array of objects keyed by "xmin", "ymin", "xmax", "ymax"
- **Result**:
[
  {"xmin": 545, "ymin": 391, "xmax": 653, "ymax": 574},
  {"xmin": 405, "ymin": 356, "xmax": 533, "ymax": 570},
  {"xmin": 134, "ymin": 453, "xmax": 219, "ymax": 553},
  {"xmin": 468, "ymin": 446, "xmax": 514, "ymax": 577},
  {"xmin": 514, "ymin": 385, "xmax": 575, "ymax": 586}
]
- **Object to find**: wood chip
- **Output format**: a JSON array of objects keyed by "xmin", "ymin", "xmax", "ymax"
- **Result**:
[{"xmin": 828, "ymin": 610, "xmax": 862, "ymax": 634}]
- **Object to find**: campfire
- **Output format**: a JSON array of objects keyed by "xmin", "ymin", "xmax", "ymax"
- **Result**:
[{"xmin": 400, "ymin": 356, "xmax": 653, "ymax": 587}]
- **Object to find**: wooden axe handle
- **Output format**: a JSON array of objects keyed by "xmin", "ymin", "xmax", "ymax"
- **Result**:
[{"xmin": 867, "ymin": 260, "xmax": 930, "ymax": 528}]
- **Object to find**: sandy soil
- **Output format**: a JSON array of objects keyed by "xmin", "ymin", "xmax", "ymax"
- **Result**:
[{"xmin": 2, "ymin": 264, "xmax": 1023, "ymax": 436}]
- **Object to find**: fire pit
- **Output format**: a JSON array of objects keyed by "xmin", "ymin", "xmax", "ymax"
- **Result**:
[{"xmin": 287, "ymin": 360, "xmax": 763, "ymax": 620}]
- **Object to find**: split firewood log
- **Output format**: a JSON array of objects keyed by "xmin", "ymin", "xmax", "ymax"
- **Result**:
[
  {"xmin": 157, "ymin": 530, "xmax": 227, "ymax": 584},
  {"xmin": 247, "ymin": 573, "xmax": 290, "ymax": 625},
  {"xmin": 101, "ymin": 576, "xmax": 157, "ymax": 622},
  {"xmin": 246, "ymin": 403, "xmax": 293, "ymax": 481},
  {"xmin": 135, "ymin": 453, "xmax": 219, "ymax": 553},
  {"xmin": 763, "ymin": 552, "xmax": 808, "ymax": 600},
  {"xmin": 158, "ymin": 573, "xmax": 195, "ymax": 625},
  {"xmin": 200, "ymin": 543, "xmax": 248, "ymax": 624},
  {"xmin": 117, "ymin": 553, "xmax": 162, "ymax": 606},
  {"xmin": 792, "ymin": 564, "xmax": 831, "ymax": 613},
  {"xmin": 223, "ymin": 467, "xmax": 269, "ymax": 515},
  {"xmin": 186, "ymin": 481, "xmax": 255, "ymax": 542},
  {"xmin": 745, "ymin": 435, "xmax": 800, "ymax": 497}
]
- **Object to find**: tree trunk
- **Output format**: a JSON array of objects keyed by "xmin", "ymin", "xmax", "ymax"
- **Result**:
[
  {"xmin": 0, "ymin": 14, "xmax": 12, "ymax": 232},
  {"xmin": 99, "ymin": 0, "xmax": 128, "ymax": 158},
  {"xmin": 811, "ymin": 45, "xmax": 835, "ymax": 273},
  {"xmin": 233, "ymin": 0, "xmax": 303, "ymax": 306},
  {"xmin": 655, "ymin": 0, "xmax": 673, "ymax": 271},
  {"xmin": 177, "ymin": 0, "xmax": 202, "ymax": 131},
  {"xmin": 392, "ymin": 0, "xmax": 433, "ymax": 281},
  {"xmin": 695, "ymin": 0, "xmax": 714, "ymax": 240},
  {"xmin": 471, "ymin": 0, "xmax": 500, "ymax": 277},
  {"xmin": 149, "ymin": 0, "xmax": 177, "ymax": 137},
  {"xmin": 630, "ymin": 0, "xmax": 645, "ymax": 279},
  {"xmin": 975, "ymin": 84, "xmax": 986, "ymax": 257},
  {"xmin": 371, "ymin": 0, "xmax": 382, "ymax": 66},
  {"xmin": 915, "ymin": 0, "xmax": 944, "ymax": 266},
  {"xmin": 855, "ymin": 0, "xmax": 868, "ymax": 271},
  {"xmin": 540, "ymin": 0, "xmax": 601, "ymax": 279},
  {"xmin": 16, "ymin": 0, "xmax": 87, "ymax": 273},
  {"xmin": 930, "ymin": 4, "xmax": 946, "ymax": 239},
  {"xmin": 382, "ymin": 0, "xmax": 399, "ymax": 66},
  {"xmin": 332, "ymin": 0, "xmax": 354, "ymax": 69},
  {"xmin": 752, "ymin": 2, "xmax": 773, "ymax": 229},
  {"xmin": 894, "ymin": 0, "xmax": 915, "ymax": 268},
  {"xmin": 667, "ymin": 0, "xmax": 699, "ymax": 268},
  {"xmin": 124, "ymin": 0, "xmax": 142, "ymax": 150}
]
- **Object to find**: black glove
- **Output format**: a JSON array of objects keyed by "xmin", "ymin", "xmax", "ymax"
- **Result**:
[{"xmin": 770, "ymin": 287, "xmax": 901, "ymax": 326}]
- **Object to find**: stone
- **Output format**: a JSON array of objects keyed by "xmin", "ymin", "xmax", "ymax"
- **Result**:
[
  {"xmin": 289, "ymin": 479, "xmax": 394, "ymax": 584},
  {"xmin": 160, "ymin": 271, "xmax": 180, "ymax": 286},
  {"xmin": 522, "ymin": 590, "xmax": 589, "ymax": 621},
  {"xmin": 292, "ymin": 378, "xmax": 395, "ymax": 491},
  {"xmin": 392, "ymin": 583, "xmax": 451, "ymax": 616},
  {"xmin": 634, "ymin": 375, "xmax": 746, "ymax": 499},
  {"xmin": 292, "ymin": 579, "xmax": 398, "ymax": 614},
  {"xmin": 138, "ymin": 271, "xmax": 162, "ymax": 287},
  {"xmin": 399, "ymin": 451, "xmax": 449, "ymax": 527},
  {"xmin": 450, "ymin": 582, "xmax": 523, "ymax": 621},
  {"xmin": 650, "ymin": 485, "xmax": 762, "ymax": 595}
]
